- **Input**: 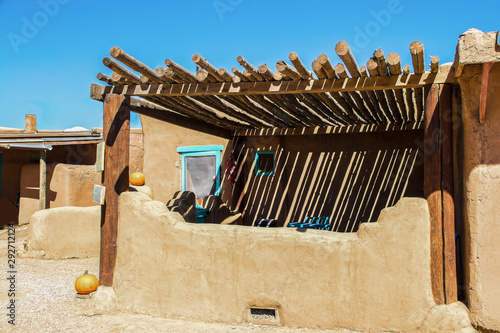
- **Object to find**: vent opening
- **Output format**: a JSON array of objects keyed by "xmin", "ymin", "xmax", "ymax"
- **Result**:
[{"xmin": 249, "ymin": 307, "xmax": 277, "ymax": 321}]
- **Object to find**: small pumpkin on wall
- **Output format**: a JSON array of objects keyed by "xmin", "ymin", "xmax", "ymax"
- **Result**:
[
  {"xmin": 130, "ymin": 171, "xmax": 145, "ymax": 186},
  {"xmin": 75, "ymin": 270, "xmax": 99, "ymax": 294}
]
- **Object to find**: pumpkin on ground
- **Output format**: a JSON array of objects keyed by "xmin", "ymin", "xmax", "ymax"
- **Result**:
[
  {"xmin": 130, "ymin": 171, "xmax": 145, "ymax": 186},
  {"xmin": 75, "ymin": 270, "xmax": 99, "ymax": 294}
]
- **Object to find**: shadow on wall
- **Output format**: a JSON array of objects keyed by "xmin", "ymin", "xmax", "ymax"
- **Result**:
[{"xmin": 224, "ymin": 130, "xmax": 424, "ymax": 232}]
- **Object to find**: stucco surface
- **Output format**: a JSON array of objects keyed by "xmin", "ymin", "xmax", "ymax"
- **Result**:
[
  {"xmin": 18, "ymin": 163, "xmax": 100, "ymax": 225},
  {"xmin": 140, "ymin": 115, "xmax": 229, "ymax": 204},
  {"xmin": 457, "ymin": 29, "xmax": 500, "ymax": 65},
  {"xmin": 113, "ymin": 192, "xmax": 443, "ymax": 331},
  {"xmin": 27, "ymin": 205, "xmax": 100, "ymax": 259},
  {"xmin": 465, "ymin": 166, "xmax": 500, "ymax": 331},
  {"xmin": 458, "ymin": 53, "xmax": 500, "ymax": 331}
]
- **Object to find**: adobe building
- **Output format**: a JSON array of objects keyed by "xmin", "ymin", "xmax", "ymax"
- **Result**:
[
  {"xmin": 0, "ymin": 114, "xmax": 144, "ymax": 227},
  {"xmin": 86, "ymin": 28, "xmax": 498, "ymax": 331}
]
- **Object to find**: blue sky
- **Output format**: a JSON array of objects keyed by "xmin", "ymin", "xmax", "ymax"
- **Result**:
[{"xmin": 0, "ymin": 0, "xmax": 498, "ymax": 130}]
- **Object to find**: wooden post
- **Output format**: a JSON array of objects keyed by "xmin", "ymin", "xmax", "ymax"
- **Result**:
[
  {"xmin": 424, "ymin": 83, "xmax": 445, "ymax": 305},
  {"xmin": 100, "ymin": 94, "xmax": 130, "ymax": 287},
  {"xmin": 39, "ymin": 150, "xmax": 47, "ymax": 210},
  {"xmin": 440, "ymin": 84, "xmax": 457, "ymax": 304}
]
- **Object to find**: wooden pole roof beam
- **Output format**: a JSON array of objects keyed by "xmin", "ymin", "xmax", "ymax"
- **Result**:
[
  {"xmin": 410, "ymin": 41, "xmax": 425, "ymax": 74},
  {"xmin": 91, "ymin": 66, "xmax": 455, "ymax": 100},
  {"xmin": 335, "ymin": 41, "xmax": 362, "ymax": 78}
]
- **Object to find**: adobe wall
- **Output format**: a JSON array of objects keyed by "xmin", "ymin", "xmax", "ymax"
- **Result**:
[
  {"xmin": 140, "ymin": 115, "xmax": 230, "ymax": 205},
  {"xmin": 18, "ymin": 163, "xmax": 100, "ymax": 225},
  {"xmin": 112, "ymin": 192, "xmax": 454, "ymax": 331},
  {"xmin": 458, "ymin": 59, "xmax": 500, "ymax": 331},
  {"xmin": 27, "ymin": 206, "xmax": 101, "ymax": 259},
  {"xmin": 232, "ymin": 129, "xmax": 424, "ymax": 230},
  {"xmin": 0, "ymin": 149, "xmax": 33, "ymax": 226}
]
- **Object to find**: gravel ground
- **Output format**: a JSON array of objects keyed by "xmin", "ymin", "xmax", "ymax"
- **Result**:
[{"xmin": 0, "ymin": 226, "xmax": 353, "ymax": 333}]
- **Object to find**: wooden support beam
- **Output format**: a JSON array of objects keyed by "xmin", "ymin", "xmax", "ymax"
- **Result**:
[
  {"xmin": 289, "ymin": 52, "xmax": 312, "ymax": 79},
  {"xmin": 410, "ymin": 41, "xmax": 425, "ymax": 74},
  {"xmin": 103, "ymin": 57, "xmax": 142, "ymax": 84},
  {"xmin": 440, "ymin": 84, "xmax": 457, "ymax": 304},
  {"xmin": 367, "ymin": 59, "xmax": 394, "ymax": 123},
  {"xmin": 258, "ymin": 64, "xmax": 275, "ymax": 81},
  {"xmin": 89, "ymin": 67, "xmax": 456, "ymax": 98},
  {"xmin": 479, "ymin": 62, "xmax": 494, "ymax": 123},
  {"xmin": 231, "ymin": 67, "xmax": 249, "ymax": 83},
  {"xmin": 430, "ymin": 56, "xmax": 440, "ymax": 74},
  {"xmin": 100, "ymin": 93, "xmax": 130, "ymax": 287},
  {"xmin": 403, "ymin": 65, "xmax": 411, "ymax": 75},
  {"xmin": 317, "ymin": 54, "xmax": 338, "ymax": 79},
  {"xmin": 218, "ymin": 68, "xmax": 233, "ymax": 82},
  {"xmin": 165, "ymin": 58, "xmax": 198, "ymax": 82},
  {"xmin": 424, "ymin": 83, "xmax": 445, "ymax": 305},
  {"xmin": 276, "ymin": 60, "xmax": 302, "ymax": 80},
  {"xmin": 335, "ymin": 41, "xmax": 361, "ymax": 78},
  {"xmin": 39, "ymin": 150, "xmax": 47, "ymax": 210},
  {"xmin": 236, "ymin": 56, "xmax": 264, "ymax": 81},
  {"xmin": 192, "ymin": 54, "xmax": 225, "ymax": 81},
  {"xmin": 110, "ymin": 47, "xmax": 162, "ymax": 82},
  {"xmin": 96, "ymin": 73, "xmax": 114, "ymax": 85}
]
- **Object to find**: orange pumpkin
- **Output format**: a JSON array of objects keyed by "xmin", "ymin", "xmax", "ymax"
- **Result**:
[
  {"xmin": 75, "ymin": 270, "xmax": 99, "ymax": 294},
  {"xmin": 130, "ymin": 171, "xmax": 145, "ymax": 186}
]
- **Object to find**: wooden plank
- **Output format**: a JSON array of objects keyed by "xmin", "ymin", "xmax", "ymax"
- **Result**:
[
  {"xmin": 39, "ymin": 150, "xmax": 47, "ymax": 210},
  {"xmin": 424, "ymin": 83, "xmax": 445, "ymax": 305},
  {"xmin": 234, "ymin": 122, "xmax": 423, "ymax": 137},
  {"xmin": 100, "ymin": 94, "xmax": 130, "ymax": 287},
  {"xmin": 439, "ymin": 84, "xmax": 457, "ymax": 304},
  {"xmin": 89, "ymin": 68, "xmax": 456, "ymax": 100}
]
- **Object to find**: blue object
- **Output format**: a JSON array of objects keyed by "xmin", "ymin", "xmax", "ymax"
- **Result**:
[
  {"xmin": 287, "ymin": 216, "xmax": 330, "ymax": 230},
  {"xmin": 255, "ymin": 151, "xmax": 275, "ymax": 176},
  {"xmin": 195, "ymin": 203, "xmax": 208, "ymax": 223},
  {"xmin": 177, "ymin": 145, "xmax": 223, "ymax": 197}
]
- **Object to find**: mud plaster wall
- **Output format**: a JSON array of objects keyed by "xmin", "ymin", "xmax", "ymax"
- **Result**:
[
  {"xmin": 458, "ymin": 63, "xmax": 500, "ymax": 331},
  {"xmin": 12, "ymin": 135, "xmax": 144, "ymax": 226},
  {"xmin": 114, "ymin": 192, "xmax": 435, "ymax": 331},
  {"xmin": 231, "ymin": 130, "xmax": 424, "ymax": 230},
  {"xmin": 140, "ymin": 115, "xmax": 230, "ymax": 205},
  {"xmin": 18, "ymin": 164, "xmax": 101, "ymax": 225},
  {"xmin": 28, "ymin": 205, "xmax": 101, "ymax": 259}
]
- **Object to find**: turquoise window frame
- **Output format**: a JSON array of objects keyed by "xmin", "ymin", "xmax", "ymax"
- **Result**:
[
  {"xmin": 255, "ymin": 151, "xmax": 275, "ymax": 176},
  {"xmin": 177, "ymin": 145, "xmax": 223, "ymax": 197}
]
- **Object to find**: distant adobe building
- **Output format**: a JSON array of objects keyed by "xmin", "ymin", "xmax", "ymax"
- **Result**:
[{"xmin": 0, "ymin": 114, "xmax": 143, "ymax": 227}]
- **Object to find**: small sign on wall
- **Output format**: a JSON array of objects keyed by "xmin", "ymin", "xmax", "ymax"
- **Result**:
[
  {"xmin": 93, "ymin": 185, "xmax": 106, "ymax": 205},
  {"xmin": 96, "ymin": 142, "xmax": 105, "ymax": 172}
]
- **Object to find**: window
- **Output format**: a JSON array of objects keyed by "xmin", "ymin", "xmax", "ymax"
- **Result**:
[
  {"xmin": 255, "ymin": 151, "xmax": 275, "ymax": 176},
  {"xmin": 177, "ymin": 145, "xmax": 223, "ymax": 198}
]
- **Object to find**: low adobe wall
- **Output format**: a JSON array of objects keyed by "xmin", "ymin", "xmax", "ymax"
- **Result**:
[
  {"xmin": 456, "ymin": 30, "xmax": 500, "ymax": 332},
  {"xmin": 112, "ymin": 192, "xmax": 473, "ymax": 331},
  {"xmin": 18, "ymin": 163, "xmax": 100, "ymax": 225},
  {"xmin": 27, "ymin": 206, "xmax": 100, "ymax": 259},
  {"xmin": 465, "ymin": 165, "xmax": 500, "ymax": 331}
]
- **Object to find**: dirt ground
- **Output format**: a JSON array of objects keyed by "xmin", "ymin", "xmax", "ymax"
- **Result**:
[{"xmin": 0, "ymin": 225, "xmax": 353, "ymax": 333}]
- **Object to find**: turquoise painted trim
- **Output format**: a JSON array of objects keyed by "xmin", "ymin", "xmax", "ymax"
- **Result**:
[
  {"xmin": 177, "ymin": 145, "xmax": 223, "ymax": 153},
  {"xmin": 0, "ymin": 153, "xmax": 3, "ymax": 196},
  {"xmin": 255, "ymin": 151, "xmax": 275, "ymax": 176},
  {"xmin": 178, "ymin": 146, "xmax": 222, "ymax": 197}
]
